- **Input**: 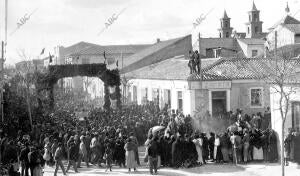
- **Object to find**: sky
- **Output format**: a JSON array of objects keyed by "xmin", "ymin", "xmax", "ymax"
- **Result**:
[{"xmin": 0, "ymin": 0, "xmax": 300, "ymax": 65}]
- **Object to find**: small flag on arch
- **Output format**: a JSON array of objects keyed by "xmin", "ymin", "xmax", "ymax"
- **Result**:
[
  {"xmin": 103, "ymin": 51, "xmax": 107, "ymax": 64},
  {"xmin": 40, "ymin": 48, "xmax": 45, "ymax": 55},
  {"xmin": 49, "ymin": 52, "xmax": 53, "ymax": 63}
]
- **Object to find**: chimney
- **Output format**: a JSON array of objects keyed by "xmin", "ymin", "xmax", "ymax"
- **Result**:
[{"xmin": 156, "ymin": 38, "xmax": 160, "ymax": 43}]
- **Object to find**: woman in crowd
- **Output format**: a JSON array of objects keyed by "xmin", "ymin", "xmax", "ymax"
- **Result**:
[
  {"xmin": 124, "ymin": 138, "xmax": 137, "ymax": 172},
  {"xmin": 192, "ymin": 134, "xmax": 203, "ymax": 165}
]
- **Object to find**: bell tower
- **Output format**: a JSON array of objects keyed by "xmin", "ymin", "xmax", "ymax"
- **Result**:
[
  {"xmin": 245, "ymin": 1, "xmax": 263, "ymax": 38},
  {"xmin": 218, "ymin": 10, "xmax": 233, "ymax": 38}
]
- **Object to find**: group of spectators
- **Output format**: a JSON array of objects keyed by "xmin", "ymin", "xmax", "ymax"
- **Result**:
[
  {"xmin": 143, "ymin": 109, "xmax": 279, "ymax": 171},
  {"xmin": 0, "ymin": 103, "xmax": 300, "ymax": 176},
  {"xmin": 0, "ymin": 103, "xmax": 175, "ymax": 176}
]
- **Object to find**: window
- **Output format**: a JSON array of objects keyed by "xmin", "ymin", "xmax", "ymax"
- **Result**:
[
  {"xmin": 247, "ymin": 27, "xmax": 250, "ymax": 34},
  {"xmin": 65, "ymin": 57, "xmax": 73, "ymax": 64},
  {"xmin": 211, "ymin": 91, "xmax": 227, "ymax": 117},
  {"xmin": 164, "ymin": 89, "xmax": 171, "ymax": 107},
  {"xmin": 250, "ymin": 88, "xmax": 263, "ymax": 107},
  {"xmin": 133, "ymin": 86, "xmax": 137, "ymax": 103},
  {"xmin": 221, "ymin": 21, "xmax": 222, "ymax": 28},
  {"xmin": 206, "ymin": 49, "xmax": 214, "ymax": 58},
  {"xmin": 225, "ymin": 21, "xmax": 228, "ymax": 28},
  {"xmin": 255, "ymin": 26, "xmax": 259, "ymax": 33},
  {"xmin": 249, "ymin": 15, "xmax": 251, "ymax": 21},
  {"xmin": 226, "ymin": 32, "xmax": 229, "ymax": 38},
  {"xmin": 219, "ymin": 33, "xmax": 222, "ymax": 38},
  {"xmin": 177, "ymin": 91, "xmax": 183, "ymax": 111},
  {"xmin": 152, "ymin": 88, "xmax": 160, "ymax": 106},
  {"xmin": 254, "ymin": 14, "xmax": 257, "ymax": 21},
  {"xmin": 252, "ymin": 50, "xmax": 258, "ymax": 57},
  {"xmin": 214, "ymin": 48, "xmax": 222, "ymax": 58},
  {"xmin": 292, "ymin": 102, "xmax": 300, "ymax": 130},
  {"xmin": 295, "ymin": 34, "xmax": 300, "ymax": 43},
  {"xmin": 141, "ymin": 88, "xmax": 148, "ymax": 104}
]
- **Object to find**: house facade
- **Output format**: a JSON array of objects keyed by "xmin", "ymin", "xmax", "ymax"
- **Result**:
[{"xmin": 126, "ymin": 56, "xmax": 271, "ymax": 119}]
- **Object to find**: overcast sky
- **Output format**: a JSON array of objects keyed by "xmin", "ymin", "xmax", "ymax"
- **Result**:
[{"xmin": 0, "ymin": 0, "xmax": 300, "ymax": 65}]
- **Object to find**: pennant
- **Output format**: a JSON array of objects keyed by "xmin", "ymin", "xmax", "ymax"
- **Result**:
[
  {"xmin": 40, "ymin": 48, "xmax": 45, "ymax": 55},
  {"xmin": 49, "ymin": 52, "xmax": 53, "ymax": 63}
]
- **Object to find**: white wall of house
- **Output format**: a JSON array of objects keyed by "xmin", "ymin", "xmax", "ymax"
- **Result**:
[
  {"xmin": 267, "ymin": 25, "xmax": 295, "ymax": 50},
  {"xmin": 270, "ymin": 86, "xmax": 300, "ymax": 158},
  {"xmin": 237, "ymin": 40, "xmax": 264, "ymax": 57},
  {"xmin": 128, "ymin": 79, "xmax": 194, "ymax": 115}
]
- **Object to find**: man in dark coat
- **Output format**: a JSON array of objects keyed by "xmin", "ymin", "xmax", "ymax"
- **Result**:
[
  {"xmin": 20, "ymin": 142, "xmax": 30, "ymax": 176},
  {"xmin": 208, "ymin": 132, "xmax": 215, "ymax": 160},
  {"xmin": 268, "ymin": 129, "xmax": 278, "ymax": 162},
  {"xmin": 114, "ymin": 138, "xmax": 126, "ymax": 167},
  {"xmin": 202, "ymin": 133, "xmax": 209, "ymax": 163},
  {"xmin": 171, "ymin": 137, "xmax": 182, "ymax": 168},
  {"xmin": 2, "ymin": 141, "xmax": 18, "ymax": 165},
  {"xmin": 66, "ymin": 141, "xmax": 79, "ymax": 173},
  {"xmin": 148, "ymin": 136, "xmax": 159, "ymax": 175}
]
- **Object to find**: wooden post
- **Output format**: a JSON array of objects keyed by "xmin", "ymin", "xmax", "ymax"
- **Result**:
[
  {"xmin": 198, "ymin": 32, "xmax": 202, "ymax": 80},
  {"xmin": 1, "ymin": 41, "xmax": 4, "ymax": 123}
]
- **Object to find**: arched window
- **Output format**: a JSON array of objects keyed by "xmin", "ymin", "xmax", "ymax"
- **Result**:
[
  {"xmin": 255, "ymin": 26, "xmax": 259, "ymax": 33},
  {"xmin": 226, "ymin": 32, "xmax": 229, "ymax": 38},
  {"xmin": 225, "ymin": 21, "xmax": 228, "ymax": 28},
  {"xmin": 249, "ymin": 15, "xmax": 251, "ymax": 21},
  {"xmin": 221, "ymin": 21, "xmax": 222, "ymax": 28},
  {"xmin": 254, "ymin": 14, "xmax": 257, "ymax": 21},
  {"xmin": 220, "ymin": 33, "xmax": 222, "ymax": 38},
  {"xmin": 248, "ymin": 27, "xmax": 250, "ymax": 34}
]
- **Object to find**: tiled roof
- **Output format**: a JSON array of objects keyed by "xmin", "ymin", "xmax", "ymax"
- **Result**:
[
  {"xmin": 269, "ymin": 15, "xmax": 300, "ymax": 30},
  {"xmin": 121, "ymin": 35, "xmax": 192, "ymax": 73},
  {"xmin": 284, "ymin": 24, "xmax": 300, "ymax": 34},
  {"xmin": 71, "ymin": 44, "xmax": 151, "ymax": 56},
  {"xmin": 124, "ymin": 56, "xmax": 219, "ymax": 80},
  {"xmin": 200, "ymin": 57, "xmax": 300, "ymax": 81}
]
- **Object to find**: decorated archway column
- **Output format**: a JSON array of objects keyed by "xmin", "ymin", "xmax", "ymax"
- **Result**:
[
  {"xmin": 116, "ymin": 85, "xmax": 121, "ymax": 110},
  {"xmin": 103, "ymin": 83, "xmax": 111, "ymax": 111},
  {"xmin": 49, "ymin": 85, "xmax": 54, "ymax": 109}
]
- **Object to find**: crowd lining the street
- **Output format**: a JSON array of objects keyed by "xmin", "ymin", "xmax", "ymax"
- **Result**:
[{"xmin": 0, "ymin": 103, "xmax": 300, "ymax": 176}]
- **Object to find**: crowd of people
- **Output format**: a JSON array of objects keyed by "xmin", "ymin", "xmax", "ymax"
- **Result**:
[{"xmin": 0, "ymin": 103, "xmax": 300, "ymax": 176}]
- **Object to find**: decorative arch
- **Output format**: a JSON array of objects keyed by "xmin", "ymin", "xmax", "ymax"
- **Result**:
[{"xmin": 36, "ymin": 63, "xmax": 121, "ymax": 111}]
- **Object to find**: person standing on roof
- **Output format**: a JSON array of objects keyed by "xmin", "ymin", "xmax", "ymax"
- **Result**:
[{"xmin": 194, "ymin": 50, "xmax": 201, "ymax": 74}]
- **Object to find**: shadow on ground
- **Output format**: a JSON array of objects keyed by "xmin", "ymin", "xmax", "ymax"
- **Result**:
[{"xmin": 180, "ymin": 163, "xmax": 245, "ymax": 174}]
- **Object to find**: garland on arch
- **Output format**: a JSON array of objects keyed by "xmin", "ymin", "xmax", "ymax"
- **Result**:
[{"xmin": 35, "ymin": 64, "xmax": 121, "ymax": 111}]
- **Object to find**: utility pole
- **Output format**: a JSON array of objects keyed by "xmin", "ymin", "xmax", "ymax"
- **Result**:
[
  {"xmin": 1, "ymin": 0, "xmax": 8, "ymax": 123},
  {"xmin": 198, "ymin": 32, "xmax": 202, "ymax": 80},
  {"xmin": 1, "ymin": 42, "xmax": 4, "ymax": 123}
]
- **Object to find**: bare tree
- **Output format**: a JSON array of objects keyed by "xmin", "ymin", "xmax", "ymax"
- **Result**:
[
  {"xmin": 17, "ymin": 49, "xmax": 37, "ymax": 128},
  {"xmin": 238, "ymin": 47, "xmax": 300, "ymax": 176}
]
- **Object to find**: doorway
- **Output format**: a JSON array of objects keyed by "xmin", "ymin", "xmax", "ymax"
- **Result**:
[{"xmin": 211, "ymin": 91, "xmax": 227, "ymax": 117}]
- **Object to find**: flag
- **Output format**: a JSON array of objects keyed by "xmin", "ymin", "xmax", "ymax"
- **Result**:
[
  {"xmin": 40, "ymin": 48, "xmax": 45, "ymax": 55},
  {"xmin": 103, "ymin": 51, "xmax": 107, "ymax": 64},
  {"xmin": 49, "ymin": 52, "xmax": 52, "ymax": 63}
]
